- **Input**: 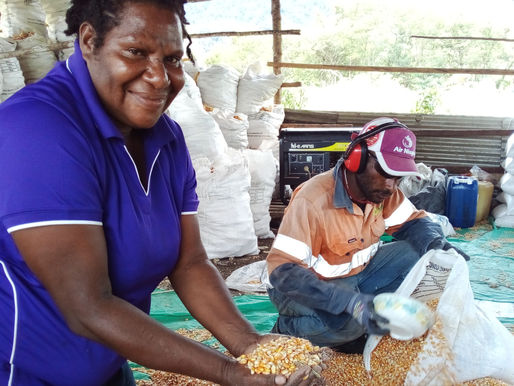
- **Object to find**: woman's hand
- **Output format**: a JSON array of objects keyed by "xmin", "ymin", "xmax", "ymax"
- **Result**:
[{"xmin": 226, "ymin": 334, "xmax": 327, "ymax": 386}]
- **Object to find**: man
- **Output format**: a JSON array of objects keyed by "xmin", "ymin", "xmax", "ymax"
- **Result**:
[{"xmin": 266, "ymin": 117, "xmax": 469, "ymax": 353}]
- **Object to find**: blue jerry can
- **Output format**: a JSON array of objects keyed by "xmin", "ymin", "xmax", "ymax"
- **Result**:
[{"xmin": 445, "ymin": 176, "xmax": 478, "ymax": 228}]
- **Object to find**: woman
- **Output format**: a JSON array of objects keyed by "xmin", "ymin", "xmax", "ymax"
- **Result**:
[{"xmin": 0, "ymin": 1, "xmax": 323, "ymax": 385}]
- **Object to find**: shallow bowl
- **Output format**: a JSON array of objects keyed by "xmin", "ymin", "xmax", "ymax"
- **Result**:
[{"xmin": 373, "ymin": 293, "xmax": 435, "ymax": 340}]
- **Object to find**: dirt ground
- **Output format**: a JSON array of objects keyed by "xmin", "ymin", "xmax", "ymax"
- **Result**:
[{"xmin": 212, "ymin": 236, "xmax": 274, "ymax": 280}]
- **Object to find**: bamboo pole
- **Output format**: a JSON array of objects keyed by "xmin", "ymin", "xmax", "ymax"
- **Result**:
[
  {"xmin": 0, "ymin": 41, "xmax": 74, "ymax": 60},
  {"xmin": 267, "ymin": 61, "xmax": 514, "ymax": 76},
  {"xmin": 272, "ymin": 0, "xmax": 282, "ymax": 104},
  {"xmin": 281, "ymin": 81, "xmax": 302, "ymax": 88},
  {"xmin": 190, "ymin": 29, "xmax": 299, "ymax": 38},
  {"xmin": 411, "ymin": 35, "xmax": 514, "ymax": 43}
]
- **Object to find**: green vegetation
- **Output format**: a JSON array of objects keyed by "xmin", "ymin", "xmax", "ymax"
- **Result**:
[{"xmin": 194, "ymin": 0, "xmax": 514, "ymax": 115}]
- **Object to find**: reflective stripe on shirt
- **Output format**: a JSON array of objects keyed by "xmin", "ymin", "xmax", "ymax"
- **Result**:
[
  {"xmin": 384, "ymin": 197, "xmax": 417, "ymax": 229},
  {"xmin": 272, "ymin": 234, "xmax": 313, "ymax": 265},
  {"xmin": 312, "ymin": 241, "xmax": 381, "ymax": 278},
  {"xmin": 273, "ymin": 233, "xmax": 381, "ymax": 278}
]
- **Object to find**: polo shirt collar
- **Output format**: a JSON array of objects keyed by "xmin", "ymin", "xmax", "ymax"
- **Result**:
[
  {"xmin": 333, "ymin": 158, "xmax": 354, "ymax": 212},
  {"xmin": 66, "ymin": 40, "xmax": 176, "ymax": 147}
]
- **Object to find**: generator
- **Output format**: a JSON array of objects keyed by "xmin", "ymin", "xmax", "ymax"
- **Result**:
[{"xmin": 279, "ymin": 126, "xmax": 357, "ymax": 203}]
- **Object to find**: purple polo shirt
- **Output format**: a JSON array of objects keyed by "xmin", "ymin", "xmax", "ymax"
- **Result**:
[{"xmin": 0, "ymin": 41, "xmax": 199, "ymax": 384}]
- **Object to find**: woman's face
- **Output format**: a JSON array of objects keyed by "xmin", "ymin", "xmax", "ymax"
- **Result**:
[{"xmin": 80, "ymin": 2, "xmax": 185, "ymax": 134}]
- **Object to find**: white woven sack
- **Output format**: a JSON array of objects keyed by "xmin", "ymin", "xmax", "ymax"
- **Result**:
[
  {"xmin": 494, "ymin": 215, "xmax": 514, "ymax": 228},
  {"xmin": 502, "ymin": 157, "xmax": 514, "ymax": 174},
  {"xmin": 500, "ymin": 172, "xmax": 514, "ymax": 195},
  {"xmin": 245, "ymin": 149, "xmax": 277, "ymax": 239},
  {"xmin": 0, "ymin": 38, "xmax": 25, "ymax": 102},
  {"xmin": 236, "ymin": 62, "xmax": 283, "ymax": 115},
  {"xmin": 0, "ymin": 0, "xmax": 48, "ymax": 38},
  {"xmin": 196, "ymin": 65, "xmax": 240, "ymax": 112},
  {"xmin": 247, "ymin": 105, "xmax": 285, "ymax": 149},
  {"xmin": 15, "ymin": 34, "xmax": 57, "ymax": 84},
  {"xmin": 492, "ymin": 204, "xmax": 508, "ymax": 219},
  {"xmin": 210, "ymin": 109, "xmax": 249, "ymax": 150},
  {"xmin": 364, "ymin": 249, "xmax": 514, "ymax": 384},
  {"xmin": 259, "ymin": 138, "xmax": 281, "ymax": 200},
  {"xmin": 193, "ymin": 150, "xmax": 259, "ymax": 259},
  {"xmin": 167, "ymin": 74, "xmax": 227, "ymax": 161},
  {"xmin": 496, "ymin": 191, "xmax": 514, "ymax": 206}
]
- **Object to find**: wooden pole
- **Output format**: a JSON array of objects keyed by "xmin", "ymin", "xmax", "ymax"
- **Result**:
[
  {"xmin": 411, "ymin": 35, "xmax": 514, "ymax": 43},
  {"xmin": 190, "ymin": 29, "xmax": 300, "ymax": 38},
  {"xmin": 0, "ymin": 41, "xmax": 74, "ymax": 60},
  {"xmin": 272, "ymin": 0, "xmax": 282, "ymax": 104},
  {"xmin": 267, "ymin": 61, "xmax": 514, "ymax": 76}
]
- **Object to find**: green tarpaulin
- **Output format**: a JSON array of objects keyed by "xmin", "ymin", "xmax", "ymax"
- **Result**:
[{"xmin": 132, "ymin": 223, "xmax": 513, "ymax": 379}]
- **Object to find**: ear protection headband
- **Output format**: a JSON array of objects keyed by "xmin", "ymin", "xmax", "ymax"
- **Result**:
[{"xmin": 343, "ymin": 121, "xmax": 408, "ymax": 173}]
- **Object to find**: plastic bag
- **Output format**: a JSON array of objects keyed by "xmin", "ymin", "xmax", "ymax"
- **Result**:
[
  {"xmin": 364, "ymin": 249, "xmax": 514, "ymax": 384},
  {"xmin": 225, "ymin": 260, "xmax": 268, "ymax": 293}
]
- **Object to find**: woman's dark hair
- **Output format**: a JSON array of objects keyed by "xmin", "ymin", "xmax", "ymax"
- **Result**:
[{"xmin": 64, "ymin": 0, "xmax": 194, "ymax": 62}]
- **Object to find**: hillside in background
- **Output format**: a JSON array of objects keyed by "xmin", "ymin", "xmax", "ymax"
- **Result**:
[{"xmin": 184, "ymin": 0, "xmax": 514, "ymax": 117}]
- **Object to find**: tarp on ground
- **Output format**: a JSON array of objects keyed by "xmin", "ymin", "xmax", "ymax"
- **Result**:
[
  {"xmin": 132, "ymin": 224, "xmax": 513, "ymax": 379},
  {"xmin": 148, "ymin": 223, "xmax": 513, "ymax": 333}
]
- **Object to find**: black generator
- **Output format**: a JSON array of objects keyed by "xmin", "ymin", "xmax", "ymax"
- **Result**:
[{"xmin": 279, "ymin": 126, "xmax": 357, "ymax": 203}]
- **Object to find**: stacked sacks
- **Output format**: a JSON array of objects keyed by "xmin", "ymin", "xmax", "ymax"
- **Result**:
[
  {"xmin": 190, "ymin": 61, "xmax": 283, "ymax": 242},
  {"xmin": 210, "ymin": 109, "xmax": 249, "ymax": 150},
  {"xmin": 244, "ymin": 148, "xmax": 277, "ymax": 239},
  {"xmin": 493, "ymin": 132, "xmax": 514, "ymax": 227},
  {"xmin": 167, "ymin": 72, "xmax": 258, "ymax": 259},
  {"xmin": 167, "ymin": 73, "xmax": 228, "ymax": 161},
  {"xmin": 0, "ymin": 0, "xmax": 48, "ymax": 39},
  {"xmin": 0, "ymin": 37, "xmax": 25, "ymax": 102},
  {"xmin": 192, "ymin": 150, "xmax": 258, "ymax": 259},
  {"xmin": 236, "ymin": 62, "xmax": 284, "ymax": 201},
  {"xmin": 39, "ymin": 0, "xmax": 74, "ymax": 60},
  {"xmin": 13, "ymin": 32, "xmax": 57, "ymax": 84},
  {"xmin": 196, "ymin": 64, "xmax": 240, "ymax": 112}
]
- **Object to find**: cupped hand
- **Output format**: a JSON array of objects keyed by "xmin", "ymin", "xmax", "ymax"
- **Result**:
[{"xmin": 228, "ymin": 334, "xmax": 327, "ymax": 386}]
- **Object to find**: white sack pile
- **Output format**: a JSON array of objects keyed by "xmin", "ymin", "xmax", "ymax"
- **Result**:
[
  {"xmin": 0, "ymin": 0, "xmax": 48, "ymax": 38},
  {"xmin": 193, "ymin": 150, "xmax": 259, "ymax": 259},
  {"xmin": 0, "ymin": 0, "xmax": 73, "ymax": 99},
  {"xmin": 0, "ymin": 37, "xmax": 25, "ymax": 102},
  {"xmin": 244, "ymin": 148, "xmax": 278, "ymax": 239},
  {"xmin": 168, "ymin": 61, "xmax": 283, "ymax": 260},
  {"xmin": 39, "ymin": 0, "xmax": 74, "ymax": 60},
  {"xmin": 167, "ymin": 73, "xmax": 228, "ymax": 161},
  {"xmin": 13, "ymin": 32, "xmax": 57, "ymax": 84},
  {"xmin": 168, "ymin": 64, "xmax": 283, "ymax": 258},
  {"xmin": 493, "ymin": 131, "xmax": 514, "ymax": 227}
]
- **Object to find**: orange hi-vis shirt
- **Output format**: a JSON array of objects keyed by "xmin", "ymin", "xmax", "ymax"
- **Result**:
[{"xmin": 267, "ymin": 160, "xmax": 427, "ymax": 280}]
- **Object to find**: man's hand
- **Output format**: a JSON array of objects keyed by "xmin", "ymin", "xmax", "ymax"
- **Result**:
[
  {"xmin": 344, "ymin": 293, "xmax": 390, "ymax": 335},
  {"xmin": 429, "ymin": 238, "xmax": 470, "ymax": 261}
]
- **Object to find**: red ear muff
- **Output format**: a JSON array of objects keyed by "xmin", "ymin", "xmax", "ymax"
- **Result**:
[
  {"xmin": 344, "ymin": 142, "xmax": 368, "ymax": 173},
  {"xmin": 343, "ymin": 119, "xmax": 408, "ymax": 173}
]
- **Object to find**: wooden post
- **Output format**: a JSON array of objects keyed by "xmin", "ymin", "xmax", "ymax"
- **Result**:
[{"xmin": 272, "ymin": 0, "xmax": 282, "ymax": 104}]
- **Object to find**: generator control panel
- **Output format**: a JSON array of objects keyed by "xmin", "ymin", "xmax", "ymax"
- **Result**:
[{"xmin": 279, "ymin": 127, "xmax": 356, "ymax": 203}]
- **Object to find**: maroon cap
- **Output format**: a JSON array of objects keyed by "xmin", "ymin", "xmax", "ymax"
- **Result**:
[{"xmin": 360, "ymin": 117, "xmax": 420, "ymax": 177}]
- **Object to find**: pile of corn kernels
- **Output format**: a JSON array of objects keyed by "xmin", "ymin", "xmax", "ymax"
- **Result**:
[{"xmin": 236, "ymin": 336, "xmax": 322, "ymax": 376}]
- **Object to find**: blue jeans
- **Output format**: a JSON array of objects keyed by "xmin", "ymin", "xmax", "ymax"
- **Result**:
[{"xmin": 268, "ymin": 240, "xmax": 421, "ymax": 347}]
